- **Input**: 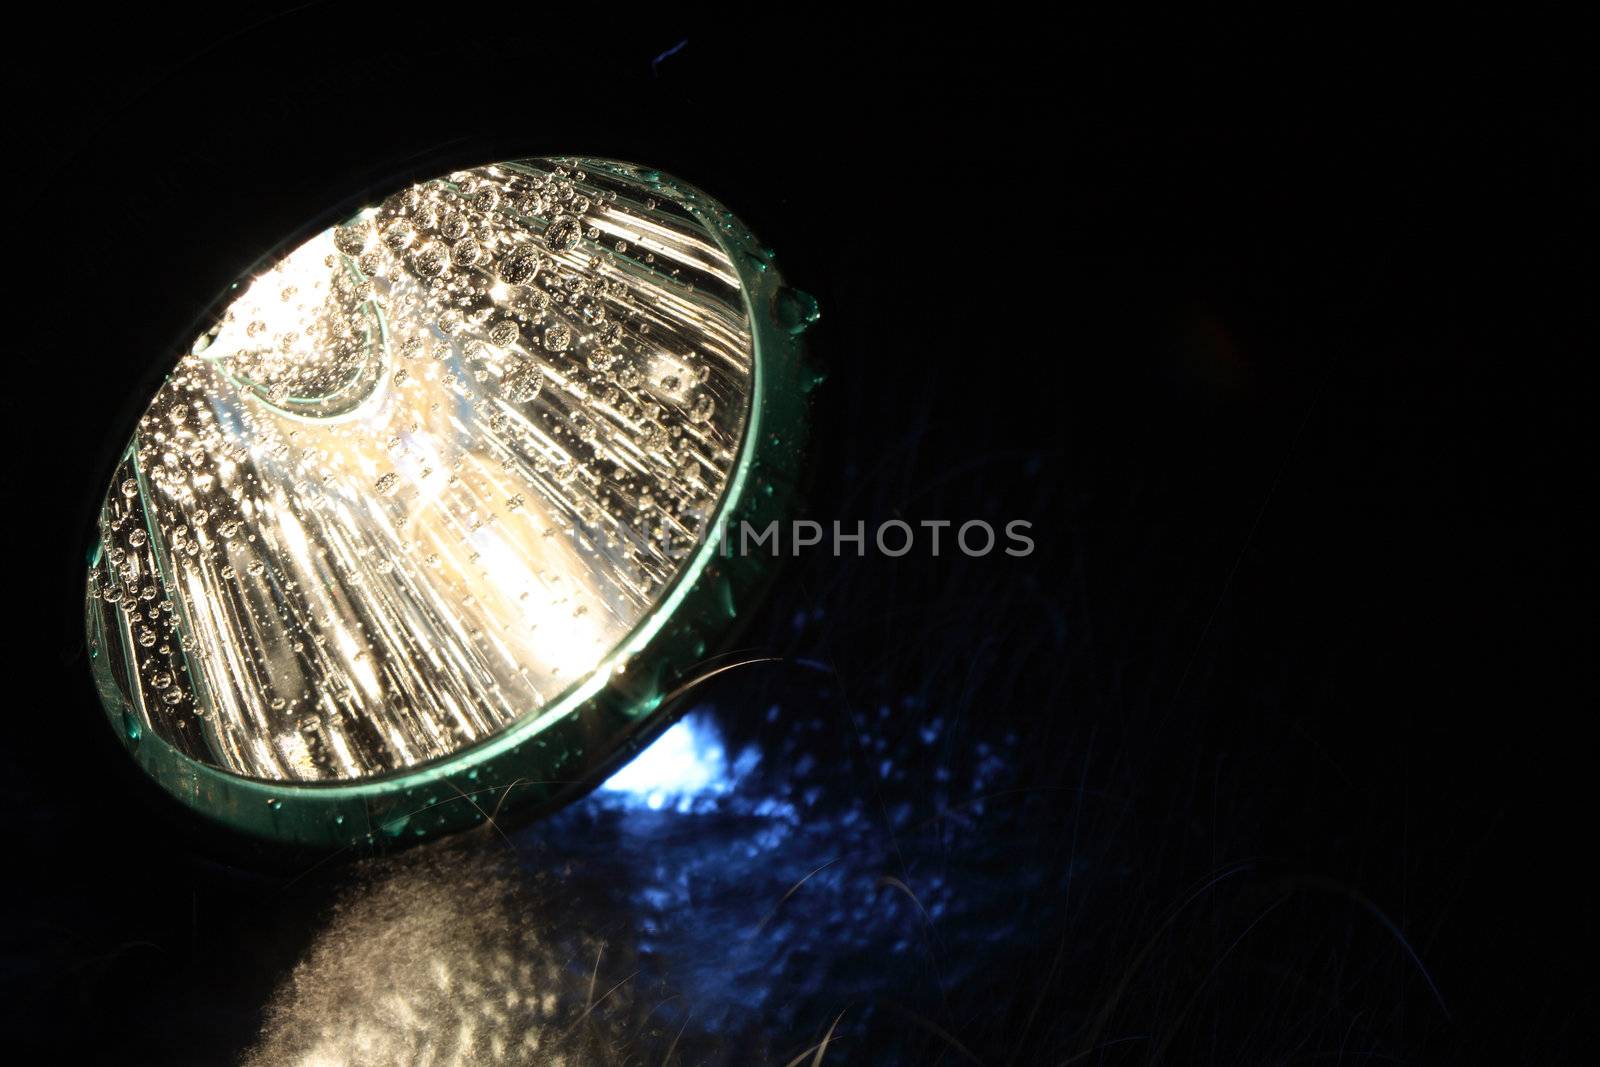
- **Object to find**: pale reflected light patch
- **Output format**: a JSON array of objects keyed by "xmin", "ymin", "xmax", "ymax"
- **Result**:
[{"xmin": 243, "ymin": 850, "xmax": 623, "ymax": 1067}]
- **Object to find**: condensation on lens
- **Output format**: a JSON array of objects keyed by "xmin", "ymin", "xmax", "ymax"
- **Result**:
[{"xmin": 85, "ymin": 159, "xmax": 754, "ymax": 782}]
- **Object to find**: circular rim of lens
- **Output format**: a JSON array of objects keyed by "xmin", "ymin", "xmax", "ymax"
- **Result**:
[{"xmin": 83, "ymin": 157, "xmax": 813, "ymax": 852}]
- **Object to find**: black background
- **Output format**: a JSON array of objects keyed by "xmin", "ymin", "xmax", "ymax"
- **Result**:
[{"xmin": 3, "ymin": 8, "xmax": 1592, "ymax": 1064}]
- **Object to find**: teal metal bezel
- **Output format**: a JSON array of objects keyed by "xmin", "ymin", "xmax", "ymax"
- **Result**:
[{"xmin": 84, "ymin": 158, "xmax": 817, "ymax": 854}]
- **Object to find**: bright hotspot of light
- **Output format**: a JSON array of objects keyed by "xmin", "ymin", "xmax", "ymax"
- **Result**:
[{"xmin": 600, "ymin": 711, "xmax": 732, "ymax": 810}]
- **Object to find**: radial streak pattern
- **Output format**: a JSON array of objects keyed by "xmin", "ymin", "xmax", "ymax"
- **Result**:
[{"xmin": 86, "ymin": 159, "xmax": 754, "ymax": 782}]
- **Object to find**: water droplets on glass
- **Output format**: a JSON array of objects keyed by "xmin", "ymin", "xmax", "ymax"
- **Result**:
[{"xmin": 86, "ymin": 159, "xmax": 756, "ymax": 782}]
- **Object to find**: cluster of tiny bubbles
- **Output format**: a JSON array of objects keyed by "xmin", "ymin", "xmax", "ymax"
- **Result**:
[{"xmin": 86, "ymin": 159, "xmax": 758, "ymax": 782}]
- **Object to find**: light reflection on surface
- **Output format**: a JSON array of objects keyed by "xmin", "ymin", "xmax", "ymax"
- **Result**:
[
  {"xmin": 599, "ymin": 711, "xmax": 749, "ymax": 811},
  {"xmin": 244, "ymin": 692, "xmax": 1031, "ymax": 1066}
]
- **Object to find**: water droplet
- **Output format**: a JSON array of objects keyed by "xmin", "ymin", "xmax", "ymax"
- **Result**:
[
  {"xmin": 499, "ymin": 247, "xmax": 540, "ymax": 285},
  {"xmin": 544, "ymin": 215, "xmax": 581, "ymax": 253},
  {"xmin": 383, "ymin": 219, "xmax": 417, "ymax": 252},
  {"xmin": 451, "ymin": 235, "xmax": 483, "ymax": 267},
  {"xmin": 412, "ymin": 241, "xmax": 449, "ymax": 278},
  {"xmin": 333, "ymin": 223, "xmax": 370, "ymax": 256},
  {"xmin": 488, "ymin": 320, "xmax": 520, "ymax": 348},
  {"xmin": 504, "ymin": 364, "xmax": 543, "ymax": 402},
  {"xmin": 775, "ymin": 287, "xmax": 821, "ymax": 335}
]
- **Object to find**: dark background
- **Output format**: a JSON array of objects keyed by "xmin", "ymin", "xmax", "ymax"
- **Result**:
[{"xmin": 3, "ymin": 8, "xmax": 1592, "ymax": 1064}]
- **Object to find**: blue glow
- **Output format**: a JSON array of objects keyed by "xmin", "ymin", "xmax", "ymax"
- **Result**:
[{"xmin": 600, "ymin": 711, "xmax": 735, "ymax": 810}]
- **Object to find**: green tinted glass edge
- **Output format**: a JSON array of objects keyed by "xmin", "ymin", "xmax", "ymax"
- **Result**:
[{"xmin": 83, "ymin": 158, "xmax": 815, "ymax": 852}]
